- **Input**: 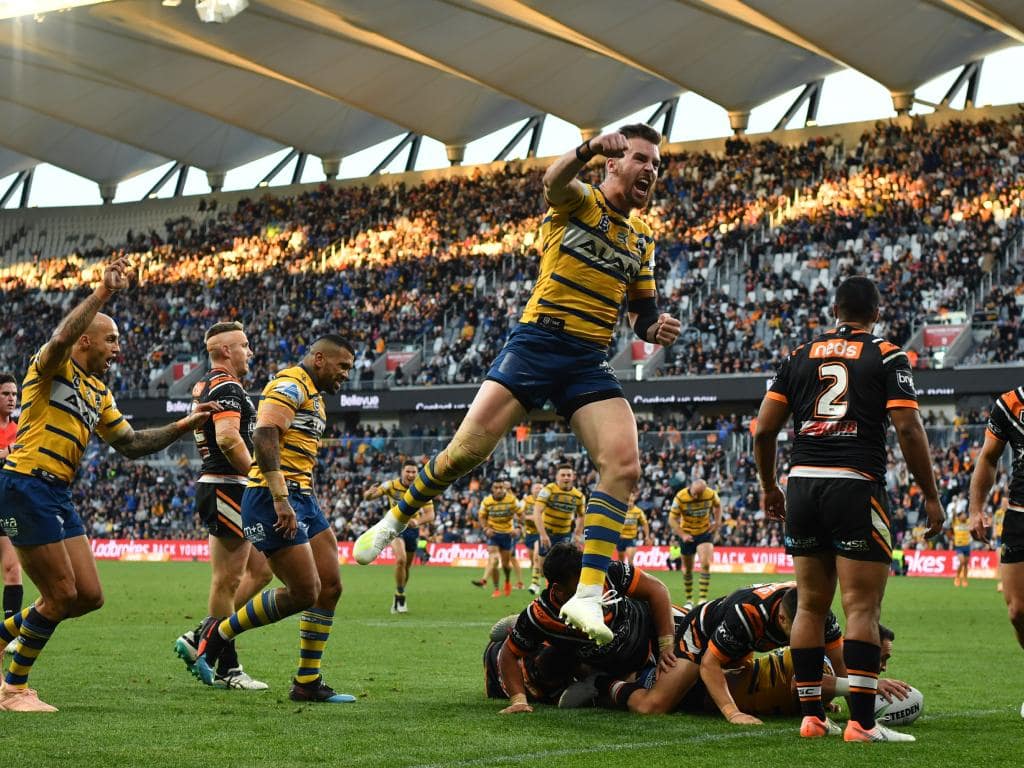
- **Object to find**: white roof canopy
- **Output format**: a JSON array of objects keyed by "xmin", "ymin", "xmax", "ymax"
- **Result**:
[{"xmin": 0, "ymin": 0, "xmax": 1016, "ymax": 188}]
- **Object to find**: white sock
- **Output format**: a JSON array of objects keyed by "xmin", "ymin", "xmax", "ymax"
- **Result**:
[
  {"xmin": 384, "ymin": 511, "xmax": 407, "ymax": 532},
  {"xmin": 573, "ymin": 583, "xmax": 602, "ymax": 599}
]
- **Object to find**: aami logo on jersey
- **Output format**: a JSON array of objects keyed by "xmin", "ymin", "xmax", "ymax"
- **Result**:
[{"xmin": 809, "ymin": 339, "xmax": 863, "ymax": 359}]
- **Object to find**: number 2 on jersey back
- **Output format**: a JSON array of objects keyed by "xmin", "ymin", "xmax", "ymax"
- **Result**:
[{"xmin": 815, "ymin": 362, "xmax": 849, "ymax": 419}]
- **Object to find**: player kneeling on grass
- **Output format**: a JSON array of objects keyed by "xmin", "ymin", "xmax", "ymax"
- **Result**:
[{"xmin": 495, "ymin": 542, "xmax": 676, "ymax": 714}]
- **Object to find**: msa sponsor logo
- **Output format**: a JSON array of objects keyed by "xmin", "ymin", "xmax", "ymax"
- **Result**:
[
  {"xmin": 339, "ymin": 394, "xmax": 380, "ymax": 410},
  {"xmin": 809, "ymin": 340, "xmax": 863, "ymax": 359},
  {"xmin": 165, "ymin": 400, "xmax": 191, "ymax": 414},
  {"xmin": 244, "ymin": 523, "xmax": 266, "ymax": 545},
  {"xmin": 896, "ymin": 370, "xmax": 916, "ymax": 395},
  {"xmin": 799, "ymin": 420, "xmax": 858, "ymax": 437},
  {"xmin": 835, "ymin": 539, "xmax": 870, "ymax": 552},
  {"xmin": 784, "ymin": 535, "xmax": 819, "ymax": 549},
  {"xmin": 0, "ymin": 517, "xmax": 17, "ymax": 537}
]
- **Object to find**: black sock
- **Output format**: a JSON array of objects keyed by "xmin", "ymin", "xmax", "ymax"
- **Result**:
[
  {"xmin": 791, "ymin": 646, "xmax": 826, "ymax": 720},
  {"xmin": 844, "ymin": 639, "xmax": 881, "ymax": 729},
  {"xmin": 218, "ymin": 639, "xmax": 239, "ymax": 674},
  {"xmin": 3, "ymin": 584, "xmax": 23, "ymax": 619},
  {"xmin": 595, "ymin": 674, "xmax": 644, "ymax": 710}
]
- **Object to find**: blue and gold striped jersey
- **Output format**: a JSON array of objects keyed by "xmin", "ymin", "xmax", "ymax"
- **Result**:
[
  {"xmin": 378, "ymin": 477, "xmax": 432, "ymax": 525},
  {"xmin": 249, "ymin": 365, "xmax": 325, "ymax": 491},
  {"xmin": 480, "ymin": 493, "xmax": 519, "ymax": 534},
  {"xmin": 670, "ymin": 487, "xmax": 720, "ymax": 536},
  {"xmin": 520, "ymin": 494, "xmax": 538, "ymax": 535},
  {"xmin": 620, "ymin": 505, "xmax": 647, "ymax": 540},
  {"xmin": 3, "ymin": 349, "xmax": 131, "ymax": 483},
  {"xmin": 520, "ymin": 183, "xmax": 656, "ymax": 347},
  {"xmin": 537, "ymin": 483, "xmax": 585, "ymax": 535}
]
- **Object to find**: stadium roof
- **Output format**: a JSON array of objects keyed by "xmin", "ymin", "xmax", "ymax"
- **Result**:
[{"xmin": 0, "ymin": 0, "xmax": 1018, "ymax": 197}]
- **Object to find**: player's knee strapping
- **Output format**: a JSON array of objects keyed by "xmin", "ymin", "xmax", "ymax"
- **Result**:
[
  {"xmin": 580, "ymin": 492, "xmax": 627, "ymax": 588},
  {"xmin": 393, "ymin": 431, "xmax": 495, "ymax": 525}
]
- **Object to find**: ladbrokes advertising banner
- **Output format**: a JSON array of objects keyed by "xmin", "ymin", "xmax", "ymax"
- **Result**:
[{"xmin": 90, "ymin": 540, "xmax": 999, "ymax": 578}]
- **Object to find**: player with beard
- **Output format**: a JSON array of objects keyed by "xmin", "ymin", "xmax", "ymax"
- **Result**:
[
  {"xmin": 0, "ymin": 257, "xmax": 219, "ymax": 712},
  {"xmin": 355, "ymin": 124, "xmax": 681, "ymax": 646},
  {"xmin": 193, "ymin": 335, "xmax": 357, "ymax": 704}
]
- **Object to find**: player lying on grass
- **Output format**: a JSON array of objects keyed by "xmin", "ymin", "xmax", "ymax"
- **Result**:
[{"xmin": 493, "ymin": 542, "xmax": 675, "ymax": 714}]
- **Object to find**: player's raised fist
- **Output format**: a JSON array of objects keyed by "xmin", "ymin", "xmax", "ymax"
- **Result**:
[
  {"xmin": 588, "ymin": 131, "xmax": 629, "ymax": 158},
  {"xmin": 101, "ymin": 255, "xmax": 134, "ymax": 294}
]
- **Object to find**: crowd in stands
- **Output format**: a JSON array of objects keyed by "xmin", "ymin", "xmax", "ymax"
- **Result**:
[
  {"xmin": 3, "ymin": 113, "xmax": 1020, "ymax": 396},
  {"xmin": 68, "ymin": 411, "xmax": 1003, "ymax": 556}
]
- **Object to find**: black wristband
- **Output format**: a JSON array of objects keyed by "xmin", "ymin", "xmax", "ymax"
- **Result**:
[{"xmin": 575, "ymin": 139, "xmax": 593, "ymax": 163}]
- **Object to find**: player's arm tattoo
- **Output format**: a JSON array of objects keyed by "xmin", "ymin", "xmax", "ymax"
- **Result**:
[
  {"xmin": 37, "ymin": 289, "xmax": 111, "ymax": 376},
  {"xmin": 252, "ymin": 426, "xmax": 283, "ymax": 474},
  {"xmin": 109, "ymin": 420, "xmax": 192, "ymax": 459}
]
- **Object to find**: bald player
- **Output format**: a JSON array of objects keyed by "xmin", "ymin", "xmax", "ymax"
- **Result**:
[
  {"xmin": 174, "ymin": 322, "xmax": 273, "ymax": 689},
  {"xmin": 0, "ymin": 256, "xmax": 220, "ymax": 711}
]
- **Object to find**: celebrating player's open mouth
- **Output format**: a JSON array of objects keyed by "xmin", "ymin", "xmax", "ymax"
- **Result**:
[{"xmin": 631, "ymin": 173, "xmax": 654, "ymax": 206}]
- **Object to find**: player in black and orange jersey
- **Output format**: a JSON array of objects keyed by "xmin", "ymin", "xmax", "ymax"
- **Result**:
[
  {"xmin": 0, "ymin": 256, "xmax": 220, "ymax": 712},
  {"xmin": 355, "ymin": 125, "xmax": 681, "ymax": 646},
  {"xmin": 616, "ymin": 492, "xmax": 649, "ymax": 566},
  {"xmin": 193, "ymin": 335, "xmax": 356, "ymax": 704},
  {"xmin": 364, "ymin": 461, "xmax": 436, "ymax": 613},
  {"xmin": 173, "ymin": 322, "xmax": 272, "ymax": 689},
  {"xmin": 577, "ymin": 582, "xmax": 844, "ymax": 720},
  {"xmin": 0, "ymin": 373, "xmax": 23, "ymax": 656},
  {"xmin": 755, "ymin": 276, "xmax": 942, "ymax": 742},
  {"xmin": 483, "ymin": 614, "xmax": 576, "ymax": 705},
  {"xmin": 970, "ymin": 385, "xmax": 1024, "ymax": 716},
  {"xmin": 479, "ymin": 478, "xmax": 521, "ymax": 598},
  {"xmin": 495, "ymin": 542, "xmax": 676, "ymax": 715}
]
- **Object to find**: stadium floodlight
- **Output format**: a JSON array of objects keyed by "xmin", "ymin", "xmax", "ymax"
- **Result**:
[
  {"xmin": 0, "ymin": 0, "xmax": 111, "ymax": 21},
  {"xmin": 194, "ymin": 0, "xmax": 247, "ymax": 23}
]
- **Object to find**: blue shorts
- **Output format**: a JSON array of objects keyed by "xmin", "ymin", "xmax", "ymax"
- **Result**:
[
  {"xmin": 0, "ymin": 470, "xmax": 85, "ymax": 546},
  {"xmin": 617, "ymin": 537, "xmax": 636, "ymax": 553},
  {"xmin": 241, "ymin": 486, "xmax": 330, "ymax": 555},
  {"xmin": 955, "ymin": 545, "xmax": 971, "ymax": 559},
  {"xmin": 539, "ymin": 532, "xmax": 572, "ymax": 556},
  {"xmin": 681, "ymin": 532, "xmax": 713, "ymax": 556},
  {"xmin": 523, "ymin": 533, "xmax": 540, "ymax": 550},
  {"xmin": 489, "ymin": 532, "xmax": 513, "ymax": 551},
  {"xmin": 486, "ymin": 323, "xmax": 623, "ymax": 419},
  {"xmin": 398, "ymin": 527, "xmax": 419, "ymax": 554}
]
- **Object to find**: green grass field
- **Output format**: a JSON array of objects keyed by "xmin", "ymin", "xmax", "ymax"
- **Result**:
[{"xmin": 0, "ymin": 562, "xmax": 1020, "ymax": 768}]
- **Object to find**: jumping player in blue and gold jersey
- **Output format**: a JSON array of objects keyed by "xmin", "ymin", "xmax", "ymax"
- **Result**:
[
  {"xmin": 355, "ymin": 124, "xmax": 681, "ymax": 645},
  {"xmin": 364, "ymin": 461, "xmax": 436, "ymax": 613},
  {"xmin": 193, "ymin": 334, "xmax": 356, "ymax": 704},
  {"xmin": 0, "ymin": 256, "xmax": 219, "ymax": 712}
]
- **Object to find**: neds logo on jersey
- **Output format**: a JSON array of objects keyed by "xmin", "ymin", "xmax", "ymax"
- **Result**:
[{"xmin": 809, "ymin": 340, "xmax": 863, "ymax": 359}]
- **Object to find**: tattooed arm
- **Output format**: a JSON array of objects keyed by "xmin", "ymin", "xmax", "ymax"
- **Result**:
[{"xmin": 108, "ymin": 404, "xmax": 219, "ymax": 459}]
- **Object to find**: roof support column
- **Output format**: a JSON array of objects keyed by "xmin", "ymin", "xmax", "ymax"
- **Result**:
[
  {"xmin": 173, "ymin": 166, "xmax": 189, "ymax": 197},
  {"xmin": 19, "ymin": 169, "xmax": 34, "ymax": 208},
  {"xmin": 371, "ymin": 133, "xmax": 417, "ymax": 175},
  {"xmin": 99, "ymin": 181, "xmax": 117, "ymax": 205},
  {"xmin": 445, "ymin": 144, "xmax": 465, "ymax": 167},
  {"xmin": 647, "ymin": 97, "xmax": 678, "ymax": 141},
  {"xmin": 291, "ymin": 152, "xmax": 308, "ymax": 184},
  {"xmin": 774, "ymin": 80, "xmax": 824, "ymax": 131},
  {"xmin": 322, "ymin": 156, "xmax": 341, "ymax": 179},
  {"xmin": 0, "ymin": 170, "xmax": 28, "ymax": 209},
  {"xmin": 891, "ymin": 91, "xmax": 914, "ymax": 115},
  {"xmin": 728, "ymin": 110, "xmax": 750, "ymax": 135}
]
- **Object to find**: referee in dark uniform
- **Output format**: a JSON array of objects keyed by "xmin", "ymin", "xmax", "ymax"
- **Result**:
[{"xmin": 754, "ymin": 276, "xmax": 942, "ymax": 742}]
